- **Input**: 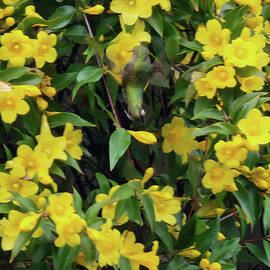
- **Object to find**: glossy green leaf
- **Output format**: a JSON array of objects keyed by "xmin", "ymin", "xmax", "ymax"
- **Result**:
[
  {"xmin": 141, "ymin": 194, "xmax": 155, "ymax": 231},
  {"xmin": 155, "ymin": 222, "xmax": 175, "ymax": 253},
  {"xmin": 96, "ymin": 172, "xmax": 110, "ymax": 194},
  {"xmin": 0, "ymin": 67, "xmax": 29, "ymax": 82},
  {"xmin": 246, "ymin": 243, "xmax": 270, "ymax": 267},
  {"xmin": 73, "ymin": 187, "xmax": 85, "ymax": 218},
  {"xmin": 120, "ymin": 256, "xmax": 132, "ymax": 270},
  {"xmin": 263, "ymin": 195, "xmax": 270, "ymax": 234}
]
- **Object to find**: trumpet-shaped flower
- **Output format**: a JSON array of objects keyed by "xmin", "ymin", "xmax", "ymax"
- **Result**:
[
  {"xmin": 75, "ymin": 252, "xmax": 98, "ymax": 270},
  {"xmin": 0, "ymin": 86, "xmax": 29, "ymax": 123},
  {"xmin": 121, "ymin": 231, "xmax": 159, "ymax": 270},
  {"xmin": 234, "ymin": 0, "xmax": 262, "ymax": 15},
  {"xmin": 87, "ymin": 219, "xmax": 122, "ymax": 267},
  {"xmin": 214, "ymin": 138, "xmax": 248, "ymax": 168},
  {"xmin": 237, "ymin": 75, "xmax": 264, "ymax": 93},
  {"xmin": 0, "ymin": 30, "xmax": 33, "ymax": 66},
  {"xmin": 194, "ymin": 77, "xmax": 217, "ymax": 99},
  {"xmin": 5, "ymin": 144, "xmax": 52, "ymax": 184},
  {"xmin": 143, "ymin": 185, "xmax": 181, "ymax": 225},
  {"xmin": 0, "ymin": 170, "xmax": 38, "ymax": 203},
  {"xmin": 161, "ymin": 116, "xmax": 198, "ymax": 163},
  {"xmin": 110, "ymin": 0, "xmax": 155, "ymax": 25},
  {"xmin": 63, "ymin": 123, "xmax": 83, "ymax": 160},
  {"xmin": 54, "ymin": 214, "xmax": 86, "ymax": 247},
  {"xmin": 31, "ymin": 31, "xmax": 57, "ymax": 68},
  {"xmin": 207, "ymin": 65, "xmax": 236, "ymax": 89},
  {"xmin": 202, "ymin": 160, "xmax": 235, "ymax": 194},
  {"xmin": 46, "ymin": 193, "xmax": 75, "ymax": 223},
  {"xmin": 237, "ymin": 109, "xmax": 270, "ymax": 146},
  {"xmin": 195, "ymin": 19, "xmax": 231, "ymax": 56}
]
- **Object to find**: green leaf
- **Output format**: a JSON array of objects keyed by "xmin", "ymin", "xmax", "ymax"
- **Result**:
[
  {"xmin": 191, "ymin": 122, "xmax": 237, "ymax": 137},
  {"xmin": 165, "ymin": 37, "xmax": 179, "ymax": 62},
  {"xmin": 10, "ymin": 191, "xmax": 37, "ymax": 212},
  {"xmin": 179, "ymin": 38, "xmax": 202, "ymax": 51},
  {"xmin": 235, "ymin": 204, "xmax": 247, "ymax": 238},
  {"xmin": 264, "ymin": 195, "xmax": 270, "ymax": 234},
  {"xmin": 0, "ymin": 202, "xmax": 19, "ymax": 213},
  {"xmin": 111, "ymin": 184, "xmax": 134, "ymax": 200},
  {"xmin": 192, "ymin": 109, "xmax": 225, "ymax": 121},
  {"xmin": 22, "ymin": 98, "xmax": 40, "ymax": 135},
  {"xmin": 165, "ymin": 255, "xmax": 199, "ymax": 270},
  {"xmin": 235, "ymin": 66, "xmax": 263, "ymax": 77},
  {"xmin": 233, "ymin": 178, "xmax": 262, "ymax": 226},
  {"xmin": 73, "ymin": 66, "xmax": 103, "ymax": 99},
  {"xmin": 48, "ymin": 112, "xmax": 95, "ymax": 128},
  {"xmin": 146, "ymin": 7, "xmax": 163, "ymax": 37},
  {"xmin": 120, "ymin": 256, "xmax": 132, "ymax": 270},
  {"xmin": 3, "ymin": 144, "xmax": 13, "ymax": 160},
  {"xmin": 85, "ymin": 201, "xmax": 108, "ymax": 225},
  {"xmin": 48, "ymin": 5, "xmax": 76, "ymax": 30},
  {"xmin": 155, "ymin": 222, "xmax": 175, "ymax": 253},
  {"xmin": 263, "ymin": 240, "xmax": 270, "ymax": 263},
  {"xmin": 60, "ymin": 153, "xmax": 83, "ymax": 174},
  {"xmin": 96, "ymin": 173, "xmax": 110, "ymax": 194},
  {"xmin": 51, "ymin": 72, "xmax": 77, "ymax": 91},
  {"xmin": 0, "ymin": 67, "xmax": 29, "ymax": 82},
  {"xmin": 196, "ymin": 218, "xmax": 220, "ymax": 253},
  {"xmin": 210, "ymin": 238, "xmax": 241, "ymax": 262},
  {"xmin": 10, "ymin": 74, "xmax": 43, "ymax": 85},
  {"xmin": 176, "ymin": 214, "xmax": 197, "ymax": 249},
  {"xmin": 124, "ymin": 196, "xmax": 143, "ymax": 225},
  {"xmin": 141, "ymin": 194, "xmax": 155, "ymax": 231},
  {"xmin": 246, "ymin": 243, "xmax": 270, "ymax": 267},
  {"xmin": 50, "ymin": 163, "xmax": 66, "ymax": 179},
  {"xmin": 73, "ymin": 187, "xmax": 85, "ymax": 218},
  {"xmin": 109, "ymin": 128, "xmax": 131, "ymax": 171}
]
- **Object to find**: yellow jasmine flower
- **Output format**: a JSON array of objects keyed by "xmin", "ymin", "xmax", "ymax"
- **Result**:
[
  {"xmin": 197, "ymin": 199, "xmax": 225, "ymax": 218},
  {"xmin": 5, "ymin": 144, "xmax": 52, "ymax": 183},
  {"xmin": 106, "ymin": 19, "xmax": 150, "ymax": 73},
  {"xmin": 3, "ymin": 6, "xmax": 14, "ymax": 17},
  {"xmin": 110, "ymin": 0, "xmax": 155, "ymax": 25},
  {"xmin": 207, "ymin": 65, "xmax": 236, "ymax": 89},
  {"xmin": 151, "ymin": 0, "xmax": 171, "ymax": 11},
  {"xmin": 234, "ymin": 0, "xmax": 262, "ymax": 15},
  {"xmin": 178, "ymin": 246, "xmax": 201, "ymax": 258},
  {"xmin": 30, "ymin": 188, "xmax": 51, "ymax": 209},
  {"xmin": 36, "ymin": 97, "xmax": 48, "ymax": 111},
  {"xmin": 46, "ymin": 193, "xmax": 75, "ymax": 222},
  {"xmin": 214, "ymin": 138, "xmax": 247, "ymax": 168},
  {"xmin": 0, "ymin": 170, "xmax": 38, "ymax": 203},
  {"xmin": 75, "ymin": 252, "xmax": 98, "ymax": 270},
  {"xmin": 249, "ymin": 166, "xmax": 270, "ymax": 190},
  {"xmin": 224, "ymin": 38, "xmax": 258, "ymax": 68},
  {"xmin": 83, "ymin": 5, "xmax": 105, "ymax": 15},
  {"xmin": 209, "ymin": 262, "xmax": 222, "ymax": 270},
  {"xmin": 202, "ymin": 160, "xmax": 235, "ymax": 194},
  {"xmin": 0, "ymin": 86, "xmax": 29, "ymax": 123},
  {"xmin": 0, "ymin": 30, "xmax": 33, "ymax": 66},
  {"xmin": 63, "ymin": 123, "xmax": 83, "ymax": 160},
  {"xmin": 237, "ymin": 75, "xmax": 264, "ymax": 93},
  {"xmin": 194, "ymin": 77, "xmax": 217, "ymax": 99},
  {"xmin": 96, "ymin": 185, "xmax": 128, "ymax": 224},
  {"xmin": 121, "ymin": 231, "xmax": 159, "ymax": 270},
  {"xmin": 246, "ymin": 15, "xmax": 264, "ymax": 32},
  {"xmin": 54, "ymin": 214, "xmax": 86, "ymax": 247},
  {"xmin": 19, "ymin": 212, "xmax": 40, "ymax": 232},
  {"xmin": 161, "ymin": 116, "xmax": 198, "ymax": 163},
  {"xmin": 144, "ymin": 185, "xmax": 181, "ymax": 225},
  {"xmin": 25, "ymin": 5, "xmax": 44, "ymax": 19},
  {"xmin": 2, "ymin": 0, "xmax": 18, "ymax": 5},
  {"xmin": 128, "ymin": 130, "xmax": 157, "ymax": 144},
  {"xmin": 31, "ymin": 31, "xmax": 57, "ymax": 68},
  {"xmin": 214, "ymin": 0, "xmax": 229, "ymax": 14},
  {"xmin": 12, "ymin": 85, "xmax": 41, "ymax": 97},
  {"xmin": 200, "ymin": 258, "xmax": 210, "ymax": 268},
  {"xmin": 195, "ymin": 19, "xmax": 231, "ymax": 56},
  {"xmin": 217, "ymin": 232, "xmax": 226, "ymax": 240},
  {"xmin": 87, "ymin": 219, "xmax": 122, "ymax": 267},
  {"xmin": 35, "ymin": 115, "xmax": 67, "ymax": 163},
  {"xmin": 237, "ymin": 108, "xmax": 270, "ymax": 146}
]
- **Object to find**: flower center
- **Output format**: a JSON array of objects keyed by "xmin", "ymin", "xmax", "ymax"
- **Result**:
[
  {"xmin": 235, "ymin": 48, "xmax": 246, "ymax": 59},
  {"xmin": 11, "ymin": 183, "xmax": 21, "ymax": 190},
  {"xmin": 27, "ymin": 160, "xmax": 35, "ymax": 168},
  {"xmin": 13, "ymin": 44, "xmax": 21, "ymax": 51},
  {"xmin": 217, "ymin": 71, "xmax": 228, "ymax": 81},
  {"xmin": 128, "ymin": 0, "xmax": 135, "ymax": 6},
  {"xmin": 248, "ymin": 125, "xmax": 260, "ymax": 136},
  {"xmin": 210, "ymin": 34, "xmax": 222, "ymax": 46},
  {"xmin": 210, "ymin": 167, "xmax": 224, "ymax": 182},
  {"xmin": 4, "ymin": 98, "xmax": 15, "ymax": 108}
]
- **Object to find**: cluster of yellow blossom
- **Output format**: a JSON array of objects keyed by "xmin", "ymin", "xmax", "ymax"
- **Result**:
[
  {"xmin": 161, "ymin": 116, "xmax": 199, "ymax": 163},
  {"xmin": 194, "ymin": 11, "xmax": 269, "ymax": 98},
  {"xmin": 0, "ymin": 4, "xmax": 15, "ymax": 32}
]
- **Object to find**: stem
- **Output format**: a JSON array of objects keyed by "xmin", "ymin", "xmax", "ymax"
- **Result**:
[
  {"xmin": 220, "ymin": 211, "xmax": 238, "ymax": 222},
  {"xmin": 82, "ymin": 12, "xmax": 122, "ymax": 128}
]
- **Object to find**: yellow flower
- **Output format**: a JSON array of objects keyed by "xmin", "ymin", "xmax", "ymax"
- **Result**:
[
  {"xmin": 87, "ymin": 219, "xmax": 122, "ymax": 267},
  {"xmin": 36, "ymin": 97, "xmax": 48, "ymax": 111},
  {"xmin": 237, "ymin": 75, "xmax": 264, "ymax": 94},
  {"xmin": 30, "ymin": 188, "xmax": 51, "ymax": 209},
  {"xmin": 110, "ymin": 0, "xmax": 155, "ymax": 25},
  {"xmin": 246, "ymin": 15, "xmax": 264, "ymax": 32},
  {"xmin": 214, "ymin": 138, "xmax": 248, "ymax": 168},
  {"xmin": 151, "ymin": 0, "xmax": 171, "ymax": 11},
  {"xmin": 35, "ymin": 115, "xmax": 67, "ymax": 163},
  {"xmin": 96, "ymin": 185, "xmax": 128, "ymax": 224},
  {"xmin": 207, "ymin": 65, "xmax": 236, "ymax": 89},
  {"xmin": 83, "ymin": 5, "xmax": 104, "ymax": 15},
  {"xmin": 249, "ymin": 166, "xmax": 270, "ymax": 190},
  {"xmin": 178, "ymin": 246, "xmax": 201, "ymax": 258},
  {"xmin": 162, "ymin": 116, "xmax": 198, "ymax": 162},
  {"xmin": 75, "ymin": 252, "xmax": 98, "ymax": 270},
  {"xmin": 144, "ymin": 185, "xmax": 181, "ymax": 225},
  {"xmin": 217, "ymin": 232, "xmax": 226, "ymax": 240},
  {"xmin": 0, "ymin": 30, "xmax": 33, "ymax": 66},
  {"xmin": 197, "ymin": 199, "xmax": 225, "ymax": 218},
  {"xmin": 46, "ymin": 193, "xmax": 75, "ymax": 223},
  {"xmin": 214, "ymin": 0, "xmax": 229, "ymax": 14},
  {"xmin": 209, "ymin": 262, "xmax": 222, "ymax": 270},
  {"xmin": 194, "ymin": 77, "xmax": 217, "ymax": 99},
  {"xmin": 54, "ymin": 214, "xmax": 86, "ymax": 247},
  {"xmin": 121, "ymin": 231, "xmax": 159, "ymax": 270},
  {"xmin": 224, "ymin": 38, "xmax": 258, "ymax": 68},
  {"xmin": 12, "ymin": 85, "xmax": 41, "ymax": 97},
  {"xmin": 2, "ymin": 0, "xmax": 18, "ymax": 5},
  {"xmin": 31, "ymin": 31, "xmax": 57, "ymax": 68},
  {"xmin": 0, "ymin": 170, "xmax": 38, "ymax": 203},
  {"xmin": 106, "ymin": 19, "xmax": 150, "ymax": 73},
  {"xmin": 195, "ymin": 19, "xmax": 231, "ymax": 56},
  {"xmin": 5, "ymin": 144, "xmax": 52, "ymax": 183},
  {"xmin": 63, "ymin": 123, "xmax": 83, "ymax": 160},
  {"xmin": 202, "ymin": 160, "xmax": 235, "ymax": 194},
  {"xmin": 234, "ymin": 0, "xmax": 262, "ymax": 15},
  {"xmin": 128, "ymin": 130, "xmax": 157, "ymax": 144},
  {"xmin": 0, "ymin": 86, "xmax": 29, "ymax": 123},
  {"xmin": 237, "ymin": 108, "xmax": 270, "ymax": 146},
  {"xmin": 200, "ymin": 258, "xmax": 210, "ymax": 268},
  {"xmin": 25, "ymin": 5, "xmax": 44, "ymax": 19}
]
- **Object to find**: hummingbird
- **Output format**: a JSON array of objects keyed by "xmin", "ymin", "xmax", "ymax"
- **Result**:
[{"xmin": 122, "ymin": 45, "xmax": 153, "ymax": 119}]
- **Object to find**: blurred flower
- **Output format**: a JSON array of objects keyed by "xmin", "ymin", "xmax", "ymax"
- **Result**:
[
  {"xmin": 209, "ymin": 262, "xmax": 222, "ymax": 270},
  {"xmin": 202, "ymin": 160, "xmax": 235, "ymax": 194},
  {"xmin": 178, "ymin": 246, "xmax": 201, "ymax": 258},
  {"xmin": 234, "ymin": 0, "xmax": 262, "ymax": 15},
  {"xmin": 75, "ymin": 252, "xmax": 98, "ymax": 270},
  {"xmin": 83, "ymin": 5, "xmax": 104, "ymax": 15},
  {"xmin": 25, "ymin": 5, "xmax": 43, "ymax": 19},
  {"xmin": 0, "ymin": 30, "xmax": 33, "ymax": 66}
]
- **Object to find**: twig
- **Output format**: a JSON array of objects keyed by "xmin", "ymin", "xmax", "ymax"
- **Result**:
[{"xmin": 220, "ymin": 211, "xmax": 238, "ymax": 222}]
